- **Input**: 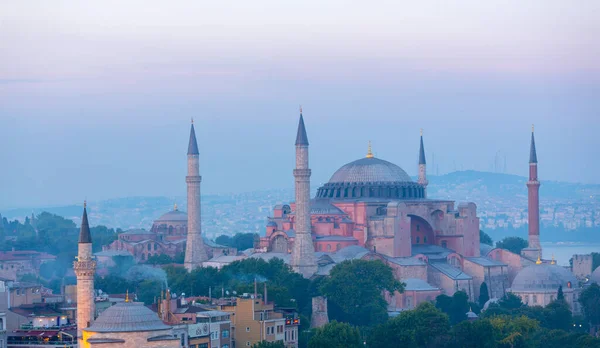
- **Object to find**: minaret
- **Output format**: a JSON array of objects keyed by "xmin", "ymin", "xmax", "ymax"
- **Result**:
[
  {"xmin": 74, "ymin": 201, "xmax": 96, "ymax": 339},
  {"xmin": 417, "ymin": 129, "xmax": 428, "ymax": 196},
  {"xmin": 290, "ymin": 107, "xmax": 317, "ymax": 278},
  {"xmin": 184, "ymin": 119, "xmax": 208, "ymax": 271},
  {"xmin": 524, "ymin": 125, "xmax": 541, "ymax": 258}
]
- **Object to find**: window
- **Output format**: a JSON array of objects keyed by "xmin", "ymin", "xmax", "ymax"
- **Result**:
[
  {"xmin": 277, "ymin": 325, "xmax": 283, "ymax": 333},
  {"xmin": 246, "ymin": 327, "xmax": 250, "ymax": 332},
  {"xmin": 211, "ymin": 331, "xmax": 219, "ymax": 340},
  {"xmin": 154, "ymin": 243, "xmax": 157, "ymax": 250},
  {"xmin": 532, "ymin": 295, "xmax": 537, "ymax": 304},
  {"xmin": 223, "ymin": 345, "xmax": 229, "ymax": 348},
  {"xmin": 416, "ymin": 236, "xmax": 420, "ymax": 244},
  {"xmin": 423, "ymin": 236, "xmax": 427, "ymax": 243},
  {"xmin": 222, "ymin": 330, "xmax": 229, "ymax": 338},
  {"xmin": 199, "ymin": 344, "xmax": 208, "ymax": 348},
  {"xmin": 326, "ymin": 244, "xmax": 331, "ymax": 251},
  {"xmin": 148, "ymin": 244, "xmax": 151, "ymax": 251},
  {"xmin": 260, "ymin": 312, "xmax": 264, "ymax": 320},
  {"xmin": 246, "ymin": 342, "xmax": 251, "ymax": 346},
  {"xmin": 441, "ymin": 241, "xmax": 447, "ymax": 248},
  {"xmin": 416, "ymin": 224, "xmax": 420, "ymax": 231}
]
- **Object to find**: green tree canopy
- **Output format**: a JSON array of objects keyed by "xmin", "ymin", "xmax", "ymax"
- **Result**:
[
  {"xmin": 319, "ymin": 259, "xmax": 403, "ymax": 327},
  {"xmin": 479, "ymin": 282, "xmax": 490, "ymax": 308},
  {"xmin": 480, "ymin": 230, "xmax": 494, "ymax": 246},
  {"xmin": 252, "ymin": 341, "xmax": 285, "ymax": 348},
  {"xmin": 436, "ymin": 291, "xmax": 470, "ymax": 324},
  {"xmin": 369, "ymin": 302, "xmax": 450, "ymax": 348},
  {"xmin": 451, "ymin": 319, "xmax": 496, "ymax": 348},
  {"xmin": 308, "ymin": 321, "xmax": 362, "ymax": 348},
  {"xmin": 579, "ymin": 283, "xmax": 600, "ymax": 331},
  {"xmin": 496, "ymin": 236, "xmax": 528, "ymax": 255},
  {"xmin": 215, "ymin": 233, "xmax": 257, "ymax": 251}
]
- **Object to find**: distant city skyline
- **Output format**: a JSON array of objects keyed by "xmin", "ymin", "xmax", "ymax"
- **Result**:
[{"xmin": 1, "ymin": 1, "xmax": 598, "ymax": 209}]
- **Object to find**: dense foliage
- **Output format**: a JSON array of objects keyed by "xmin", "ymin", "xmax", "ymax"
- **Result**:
[
  {"xmin": 579, "ymin": 283, "xmax": 600, "ymax": 332},
  {"xmin": 368, "ymin": 295, "xmax": 600, "ymax": 348},
  {"xmin": 319, "ymin": 259, "xmax": 404, "ymax": 327},
  {"xmin": 308, "ymin": 321, "xmax": 362, "ymax": 348},
  {"xmin": 479, "ymin": 282, "xmax": 490, "ymax": 307},
  {"xmin": 480, "ymin": 230, "xmax": 494, "ymax": 246},
  {"xmin": 252, "ymin": 341, "xmax": 285, "ymax": 348},
  {"xmin": 495, "ymin": 236, "xmax": 528, "ymax": 255},
  {"xmin": 215, "ymin": 233, "xmax": 257, "ymax": 251}
]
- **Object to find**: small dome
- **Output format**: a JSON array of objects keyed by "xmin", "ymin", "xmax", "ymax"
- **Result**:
[
  {"xmin": 328, "ymin": 157, "xmax": 412, "ymax": 184},
  {"xmin": 591, "ymin": 266, "xmax": 600, "ymax": 284},
  {"xmin": 511, "ymin": 264, "xmax": 578, "ymax": 292},
  {"xmin": 155, "ymin": 209, "xmax": 187, "ymax": 222},
  {"xmin": 86, "ymin": 302, "xmax": 171, "ymax": 333}
]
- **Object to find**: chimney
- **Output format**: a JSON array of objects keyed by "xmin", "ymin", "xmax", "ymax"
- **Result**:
[{"xmin": 264, "ymin": 283, "xmax": 268, "ymax": 304}]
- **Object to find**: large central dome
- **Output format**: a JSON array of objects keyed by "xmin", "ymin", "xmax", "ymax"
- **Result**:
[
  {"xmin": 316, "ymin": 156, "xmax": 425, "ymax": 200},
  {"xmin": 328, "ymin": 157, "xmax": 413, "ymax": 184}
]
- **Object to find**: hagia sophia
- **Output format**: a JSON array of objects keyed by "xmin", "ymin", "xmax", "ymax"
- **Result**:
[{"xmin": 72, "ymin": 111, "xmax": 599, "ymax": 345}]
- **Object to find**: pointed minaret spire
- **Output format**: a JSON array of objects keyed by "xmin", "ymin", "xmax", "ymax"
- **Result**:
[
  {"xmin": 79, "ymin": 200, "xmax": 91, "ymax": 243},
  {"xmin": 419, "ymin": 129, "xmax": 426, "ymax": 165},
  {"xmin": 295, "ymin": 106, "xmax": 309, "ymax": 146},
  {"xmin": 188, "ymin": 120, "xmax": 199, "ymax": 155},
  {"xmin": 417, "ymin": 129, "xmax": 428, "ymax": 197},
  {"xmin": 529, "ymin": 124, "xmax": 537, "ymax": 164}
]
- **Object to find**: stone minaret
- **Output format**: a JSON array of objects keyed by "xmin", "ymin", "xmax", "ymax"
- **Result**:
[
  {"xmin": 290, "ymin": 109, "xmax": 317, "ymax": 278},
  {"xmin": 523, "ymin": 125, "xmax": 541, "ymax": 258},
  {"xmin": 417, "ymin": 129, "xmax": 428, "ymax": 197},
  {"xmin": 184, "ymin": 120, "xmax": 208, "ymax": 271},
  {"xmin": 74, "ymin": 202, "xmax": 96, "ymax": 339}
]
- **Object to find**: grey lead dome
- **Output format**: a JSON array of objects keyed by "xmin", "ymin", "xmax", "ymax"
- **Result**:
[
  {"xmin": 85, "ymin": 302, "xmax": 171, "ymax": 333},
  {"xmin": 328, "ymin": 157, "xmax": 413, "ymax": 184},
  {"xmin": 511, "ymin": 263, "xmax": 578, "ymax": 291}
]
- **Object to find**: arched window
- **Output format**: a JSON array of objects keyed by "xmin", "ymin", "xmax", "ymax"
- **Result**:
[
  {"xmin": 326, "ymin": 244, "xmax": 331, "ymax": 251},
  {"xmin": 441, "ymin": 240, "xmax": 447, "ymax": 248},
  {"xmin": 416, "ymin": 224, "xmax": 420, "ymax": 232},
  {"xmin": 336, "ymin": 243, "xmax": 341, "ymax": 251},
  {"xmin": 147, "ymin": 244, "xmax": 151, "ymax": 251},
  {"xmin": 423, "ymin": 236, "xmax": 427, "ymax": 243},
  {"xmin": 416, "ymin": 236, "xmax": 420, "ymax": 244}
]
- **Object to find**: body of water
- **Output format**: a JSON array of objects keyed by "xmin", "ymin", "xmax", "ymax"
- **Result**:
[{"xmin": 542, "ymin": 243, "xmax": 600, "ymax": 266}]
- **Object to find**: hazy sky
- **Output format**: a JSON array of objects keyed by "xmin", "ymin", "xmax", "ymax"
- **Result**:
[{"xmin": 1, "ymin": 1, "xmax": 599, "ymax": 209}]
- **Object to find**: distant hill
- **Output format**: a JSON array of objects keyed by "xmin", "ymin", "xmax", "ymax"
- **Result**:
[{"xmin": 1, "ymin": 171, "xmax": 598, "ymax": 232}]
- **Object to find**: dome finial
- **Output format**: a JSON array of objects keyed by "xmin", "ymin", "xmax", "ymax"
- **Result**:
[
  {"xmin": 299, "ymin": 105, "xmax": 302, "ymax": 114},
  {"xmin": 532, "ymin": 123, "xmax": 534, "ymax": 132},
  {"xmin": 174, "ymin": 203, "xmax": 178, "ymax": 211},
  {"xmin": 191, "ymin": 117, "xmax": 194, "ymax": 124},
  {"xmin": 366, "ymin": 141, "xmax": 374, "ymax": 158},
  {"xmin": 420, "ymin": 128, "xmax": 423, "ymax": 137},
  {"xmin": 551, "ymin": 254, "xmax": 556, "ymax": 265},
  {"xmin": 125, "ymin": 289, "xmax": 130, "ymax": 302},
  {"xmin": 84, "ymin": 200, "xmax": 87, "ymax": 209},
  {"xmin": 536, "ymin": 254, "xmax": 542, "ymax": 265}
]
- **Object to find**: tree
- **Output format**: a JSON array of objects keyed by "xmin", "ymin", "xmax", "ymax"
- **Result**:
[
  {"xmin": 579, "ymin": 283, "xmax": 600, "ymax": 333},
  {"xmin": 308, "ymin": 321, "xmax": 362, "ymax": 348},
  {"xmin": 319, "ymin": 259, "xmax": 403, "ymax": 327},
  {"xmin": 479, "ymin": 282, "xmax": 490, "ymax": 308},
  {"xmin": 146, "ymin": 254, "xmax": 174, "ymax": 265},
  {"xmin": 499, "ymin": 292, "xmax": 523, "ymax": 310},
  {"xmin": 252, "ymin": 340, "xmax": 285, "ymax": 348},
  {"xmin": 436, "ymin": 291, "xmax": 470, "ymax": 324},
  {"xmin": 543, "ymin": 300, "xmax": 572, "ymax": 331},
  {"xmin": 480, "ymin": 230, "xmax": 494, "ymax": 246},
  {"xmin": 557, "ymin": 285, "xmax": 564, "ymax": 301},
  {"xmin": 369, "ymin": 302, "xmax": 450, "ymax": 348},
  {"xmin": 496, "ymin": 237, "xmax": 528, "ymax": 255},
  {"xmin": 451, "ymin": 319, "xmax": 496, "ymax": 348}
]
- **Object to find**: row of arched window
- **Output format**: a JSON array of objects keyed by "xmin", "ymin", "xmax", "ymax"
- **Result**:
[{"xmin": 316, "ymin": 184, "xmax": 425, "ymax": 199}]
